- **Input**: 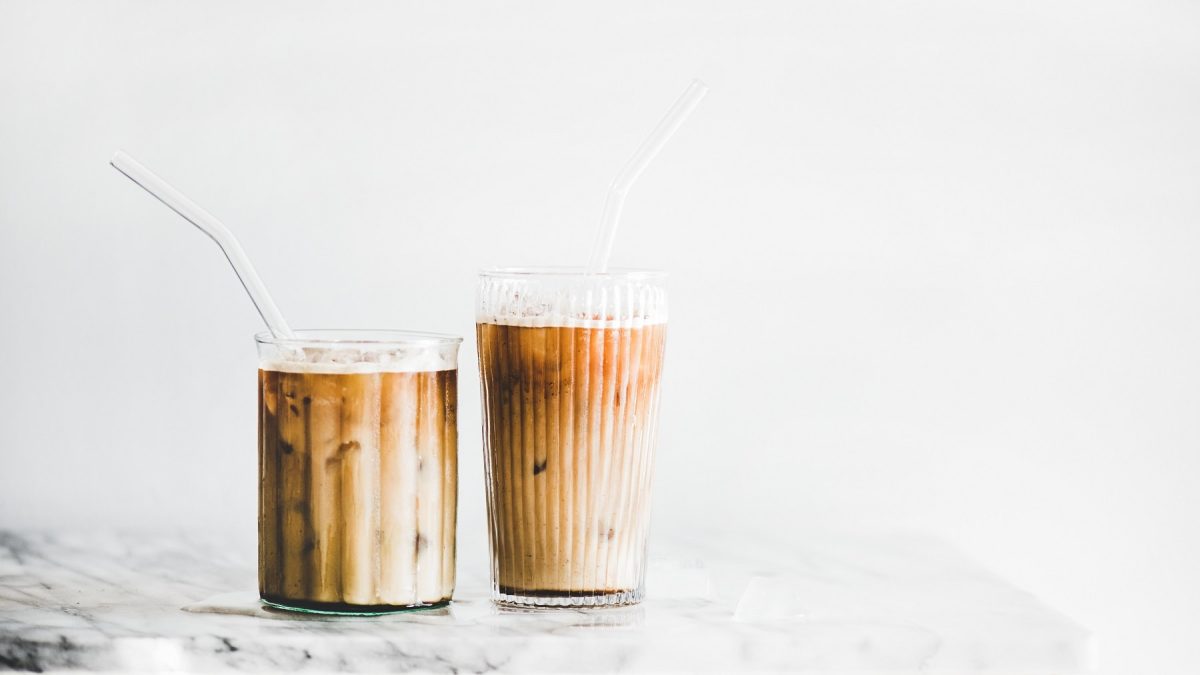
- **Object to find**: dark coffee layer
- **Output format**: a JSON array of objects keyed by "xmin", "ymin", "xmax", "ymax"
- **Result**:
[
  {"xmin": 495, "ymin": 585, "xmax": 634, "ymax": 597},
  {"xmin": 261, "ymin": 592, "xmax": 449, "ymax": 614}
]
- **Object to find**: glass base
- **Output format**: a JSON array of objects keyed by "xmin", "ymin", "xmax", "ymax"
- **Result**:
[
  {"xmin": 261, "ymin": 594, "xmax": 449, "ymax": 616},
  {"xmin": 494, "ymin": 586, "xmax": 644, "ymax": 608}
]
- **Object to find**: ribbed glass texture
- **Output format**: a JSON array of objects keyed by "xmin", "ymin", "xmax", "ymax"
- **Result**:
[
  {"xmin": 477, "ymin": 269, "xmax": 667, "ymax": 607},
  {"xmin": 256, "ymin": 330, "xmax": 461, "ymax": 614}
]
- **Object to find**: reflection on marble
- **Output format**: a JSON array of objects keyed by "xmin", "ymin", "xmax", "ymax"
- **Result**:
[{"xmin": 0, "ymin": 530, "xmax": 1092, "ymax": 673}]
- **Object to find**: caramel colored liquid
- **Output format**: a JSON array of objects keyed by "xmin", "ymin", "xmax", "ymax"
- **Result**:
[
  {"xmin": 477, "ymin": 323, "xmax": 666, "ymax": 601},
  {"xmin": 258, "ymin": 368, "xmax": 457, "ymax": 611}
]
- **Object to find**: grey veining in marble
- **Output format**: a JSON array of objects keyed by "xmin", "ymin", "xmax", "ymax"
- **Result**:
[{"xmin": 0, "ymin": 530, "xmax": 1092, "ymax": 673}]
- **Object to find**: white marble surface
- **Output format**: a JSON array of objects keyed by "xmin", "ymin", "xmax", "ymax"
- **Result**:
[{"xmin": 0, "ymin": 530, "xmax": 1092, "ymax": 673}]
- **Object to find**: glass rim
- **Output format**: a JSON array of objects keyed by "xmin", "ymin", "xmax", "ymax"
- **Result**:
[
  {"xmin": 479, "ymin": 266, "xmax": 667, "ymax": 280},
  {"xmin": 255, "ymin": 329, "xmax": 463, "ymax": 347}
]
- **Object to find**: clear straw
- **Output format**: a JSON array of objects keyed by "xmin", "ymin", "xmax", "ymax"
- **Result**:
[
  {"xmin": 586, "ymin": 79, "xmax": 709, "ymax": 274},
  {"xmin": 110, "ymin": 151, "xmax": 295, "ymax": 339}
]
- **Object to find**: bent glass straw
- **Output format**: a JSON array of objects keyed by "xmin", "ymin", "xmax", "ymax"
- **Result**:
[
  {"xmin": 110, "ymin": 151, "xmax": 294, "ymax": 339},
  {"xmin": 586, "ymin": 79, "xmax": 709, "ymax": 274}
]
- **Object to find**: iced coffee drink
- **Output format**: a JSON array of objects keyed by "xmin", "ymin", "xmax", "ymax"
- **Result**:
[
  {"xmin": 257, "ymin": 330, "xmax": 461, "ymax": 613},
  {"xmin": 477, "ymin": 269, "xmax": 667, "ymax": 606}
]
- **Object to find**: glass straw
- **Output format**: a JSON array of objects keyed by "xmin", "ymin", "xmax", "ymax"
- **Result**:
[
  {"xmin": 110, "ymin": 151, "xmax": 294, "ymax": 339},
  {"xmin": 586, "ymin": 79, "xmax": 709, "ymax": 274}
]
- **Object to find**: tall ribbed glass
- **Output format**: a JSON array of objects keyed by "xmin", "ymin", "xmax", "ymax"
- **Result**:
[
  {"xmin": 477, "ymin": 268, "xmax": 668, "ymax": 607},
  {"xmin": 256, "ymin": 330, "xmax": 461, "ymax": 614}
]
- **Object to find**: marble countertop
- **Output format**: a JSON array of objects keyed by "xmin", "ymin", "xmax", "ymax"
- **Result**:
[{"xmin": 0, "ymin": 530, "xmax": 1091, "ymax": 673}]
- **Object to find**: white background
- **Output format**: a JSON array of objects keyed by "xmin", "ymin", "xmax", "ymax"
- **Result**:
[{"xmin": 2, "ymin": 1, "xmax": 1198, "ymax": 672}]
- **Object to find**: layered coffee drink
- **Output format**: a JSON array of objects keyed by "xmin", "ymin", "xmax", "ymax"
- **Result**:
[
  {"xmin": 477, "ymin": 269, "xmax": 668, "ymax": 606},
  {"xmin": 257, "ymin": 331, "xmax": 461, "ymax": 613}
]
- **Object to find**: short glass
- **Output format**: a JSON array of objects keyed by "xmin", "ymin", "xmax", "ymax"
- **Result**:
[
  {"xmin": 476, "ymin": 268, "xmax": 668, "ymax": 607},
  {"xmin": 256, "ymin": 329, "xmax": 461, "ymax": 614}
]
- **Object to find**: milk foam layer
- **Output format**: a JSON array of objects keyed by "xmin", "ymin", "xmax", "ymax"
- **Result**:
[
  {"xmin": 477, "ymin": 272, "xmax": 668, "ymax": 328},
  {"xmin": 260, "ymin": 345, "xmax": 457, "ymax": 374}
]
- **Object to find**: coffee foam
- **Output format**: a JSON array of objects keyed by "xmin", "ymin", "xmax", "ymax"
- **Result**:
[
  {"xmin": 477, "ymin": 277, "xmax": 668, "ymax": 328},
  {"xmin": 477, "ymin": 313, "xmax": 667, "ymax": 329},
  {"xmin": 260, "ymin": 345, "xmax": 457, "ymax": 374}
]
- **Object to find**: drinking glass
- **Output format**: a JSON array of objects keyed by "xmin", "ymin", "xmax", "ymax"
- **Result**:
[
  {"xmin": 477, "ymin": 269, "xmax": 668, "ymax": 607},
  {"xmin": 256, "ymin": 329, "xmax": 461, "ymax": 614}
]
